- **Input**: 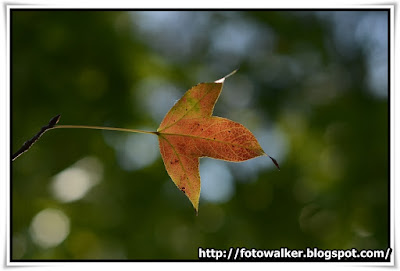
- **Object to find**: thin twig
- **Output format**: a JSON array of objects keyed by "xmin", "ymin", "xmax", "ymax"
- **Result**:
[
  {"xmin": 12, "ymin": 114, "xmax": 61, "ymax": 162},
  {"xmin": 53, "ymin": 125, "xmax": 158, "ymax": 135}
]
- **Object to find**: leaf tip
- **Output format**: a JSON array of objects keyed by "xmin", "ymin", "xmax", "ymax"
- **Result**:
[
  {"xmin": 268, "ymin": 155, "xmax": 280, "ymax": 171},
  {"xmin": 193, "ymin": 201, "xmax": 199, "ymax": 215},
  {"xmin": 214, "ymin": 68, "xmax": 239, "ymax": 83}
]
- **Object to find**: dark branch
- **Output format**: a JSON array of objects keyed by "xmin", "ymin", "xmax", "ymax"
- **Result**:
[{"xmin": 12, "ymin": 115, "xmax": 61, "ymax": 162}]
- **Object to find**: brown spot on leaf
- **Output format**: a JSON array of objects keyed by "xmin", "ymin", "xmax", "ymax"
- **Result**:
[{"xmin": 170, "ymin": 159, "xmax": 179, "ymax": 165}]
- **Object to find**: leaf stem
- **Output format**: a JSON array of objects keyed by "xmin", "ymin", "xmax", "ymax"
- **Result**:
[
  {"xmin": 52, "ymin": 125, "xmax": 158, "ymax": 135},
  {"xmin": 12, "ymin": 114, "xmax": 159, "ymax": 162}
]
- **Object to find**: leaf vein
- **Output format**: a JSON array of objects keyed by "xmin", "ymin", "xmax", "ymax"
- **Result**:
[
  {"xmin": 162, "ymin": 133, "xmax": 260, "ymax": 152},
  {"xmin": 160, "ymin": 135, "xmax": 193, "ymax": 191},
  {"xmin": 207, "ymin": 126, "xmax": 245, "ymax": 139}
]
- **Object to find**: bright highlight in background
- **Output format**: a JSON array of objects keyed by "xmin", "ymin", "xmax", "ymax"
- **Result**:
[
  {"xmin": 29, "ymin": 208, "xmax": 70, "ymax": 248},
  {"xmin": 51, "ymin": 156, "xmax": 103, "ymax": 202},
  {"xmin": 116, "ymin": 133, "xmax": 159, "ymax": 171},
  {"xmin": 200, "ymin": 159, "xmax": 234, "ymax": 203}
]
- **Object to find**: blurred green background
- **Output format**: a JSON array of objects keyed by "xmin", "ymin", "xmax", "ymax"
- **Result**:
[{"xmin": 11, "ymin": 10, "xmax": 389, "ymax": 260}]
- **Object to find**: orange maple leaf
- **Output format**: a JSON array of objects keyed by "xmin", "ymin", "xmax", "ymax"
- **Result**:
[
  {"xmin": 13, "ymin": 71, "xmax": 279, "ymax": 214},
  {"xmin": 157, "ymin": 71, "xmax": 279, "ymax": 212}
]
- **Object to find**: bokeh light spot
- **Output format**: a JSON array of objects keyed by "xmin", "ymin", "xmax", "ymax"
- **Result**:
[
  {"xmin": 200, "ymin": 159, "xmax": 234, "ymax": 203},
  {"xmin": 116, "ymin": 132, "xmax": 159, "ymax": 171},
  {"xmin": 134, "ymin": 78, "xmax": 181, "ymax": 123},
  {"xmin": 29, "ymin": 208, "xmax": 70, "ymax": 249},
  {"xmin": 51, "ymin": 156, "xmax": 103, "ymax": 203}
]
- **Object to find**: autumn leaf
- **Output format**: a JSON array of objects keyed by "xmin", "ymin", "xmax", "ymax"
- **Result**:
[
  {"xmin": 156, "ymin": 71, "xmax": 279, "ymax": 213},
  {"xmin": 13, "ymin": 70, "xmax": 279, "ymax": 214}
]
